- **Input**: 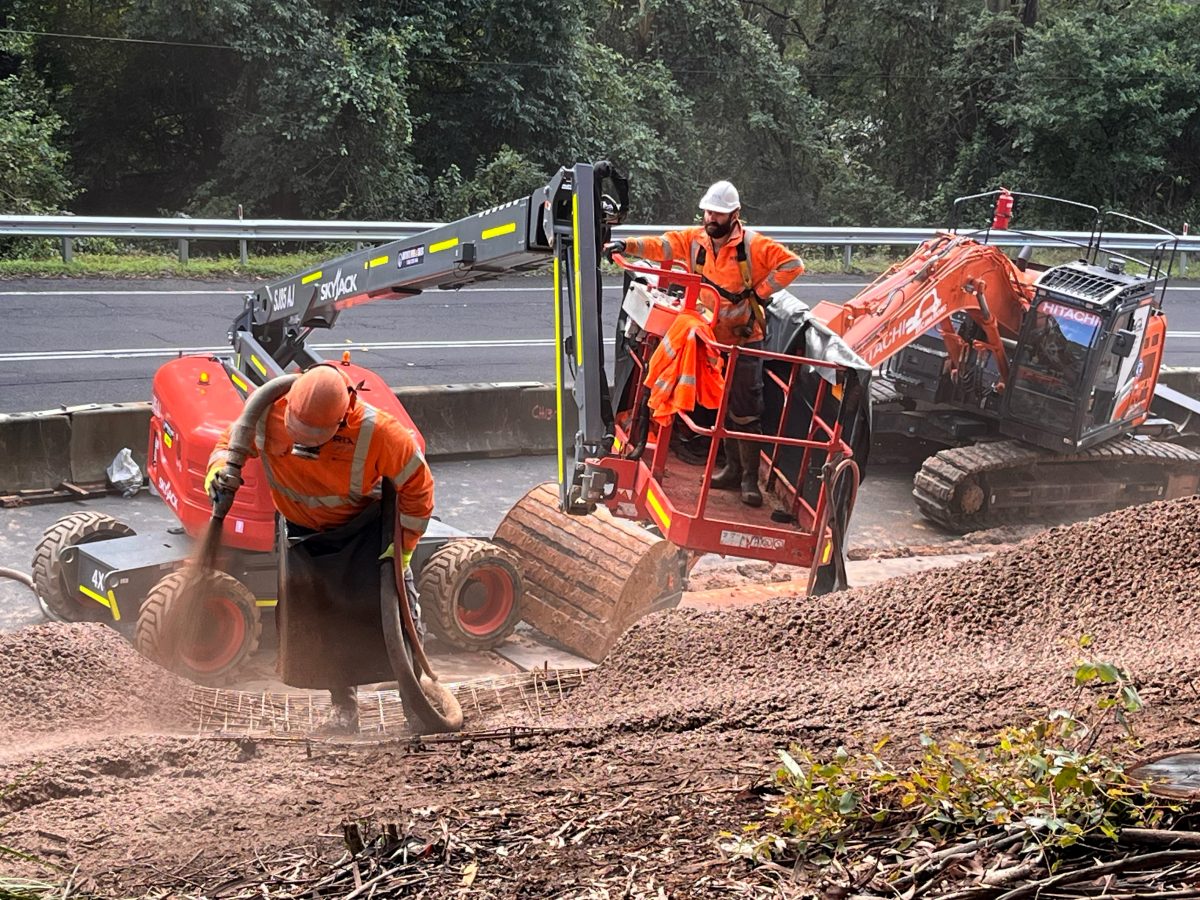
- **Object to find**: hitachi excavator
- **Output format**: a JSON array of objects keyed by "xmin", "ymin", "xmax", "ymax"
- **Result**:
[
  {"xmin": 811, "ymin": 190, "xmax": 1200, "ymax": 532},
  {"xmin": 31, "ymin": 161, "xmax": 869, "ymax": 688}
]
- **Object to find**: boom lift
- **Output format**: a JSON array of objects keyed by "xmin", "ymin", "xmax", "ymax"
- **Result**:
[
  {"xmin": 33, "ymin": 161, "xmax": 870, "ymax": 674},
  {"xmin": 811, "ymin": 190, "xmax": 1200, "ymax": 531}
]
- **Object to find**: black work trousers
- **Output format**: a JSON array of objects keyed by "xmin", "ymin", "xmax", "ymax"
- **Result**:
[{"xmin": 726, "ymin": 340, "xmax": 764, "ymax": 430}]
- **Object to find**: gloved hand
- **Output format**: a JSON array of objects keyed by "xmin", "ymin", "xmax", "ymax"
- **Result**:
[
  {"xmin": 206, "ymin": 463, "xmax": 242, "ymax": 518},
  {"xmin": 380, "ymin": 542, "xmax": 415, "ymax": 572},
  {"xmin": 602, "ymin": 239, "xmax": 626, "ymax": 261}
]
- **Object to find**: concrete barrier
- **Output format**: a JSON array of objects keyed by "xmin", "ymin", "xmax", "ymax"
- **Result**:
[
  {"xmin": 395, "ymin": 382, "xmax": 571, "ymax": 459},
  {"xmin": 0, "ymin": 383, "xmax": 575, "ymax": 496},
  {"xmin": 0, "ymin": 411, "xmax": 72, "ymax": 492},
  {"xmin": 67, "ymin": 403, "xmax": 152, "ymax": 484},
  {"xmin": 1161, "ymin": 366, "xmax": 1200, "ymax": 398}
]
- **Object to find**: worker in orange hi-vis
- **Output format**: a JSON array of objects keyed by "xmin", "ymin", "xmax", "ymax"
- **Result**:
[
  {"xmin": 604, "ymin": 181, "xmax": 804, "ymax": 506},
  {"xmin": 207, "ymin": 364, "xmax": 434, "ymax": 734}
]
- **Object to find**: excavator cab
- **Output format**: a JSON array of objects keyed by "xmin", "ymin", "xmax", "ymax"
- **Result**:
[{"xmin": 1002, "ymin": 261, "xmax": 1167, "ymax": 453}]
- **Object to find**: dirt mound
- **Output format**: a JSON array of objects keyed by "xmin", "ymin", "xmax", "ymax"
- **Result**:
[
  {"xmin": 0, "ymin": 622, "xmax": 194, "ymax": 747},
  {"xmin": 558, "ymin": 495, "xmax": 1200, "ymax": 745},
  {"xmin": 4, "ymin": 498, "xmax": 1200, "ymax": 897}
]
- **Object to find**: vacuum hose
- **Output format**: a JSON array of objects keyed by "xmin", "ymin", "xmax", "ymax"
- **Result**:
[
  {"xmin": 214, "ymin": 373, "xmax": 300, "ymax": 517},
  {"xmin": 0, "ymin": 566, "xmax": 56, "ymax": 622}
]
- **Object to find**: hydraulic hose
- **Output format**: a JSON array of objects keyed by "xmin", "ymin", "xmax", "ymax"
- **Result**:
[{"xmin": 0, "ymin": 566, "xmax": 55, "ymax": 621}]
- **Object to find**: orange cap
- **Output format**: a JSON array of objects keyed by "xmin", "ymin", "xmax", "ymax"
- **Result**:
[{"xmin": 285, "ymin": 366, "xmax": 351, "ymax": 446}]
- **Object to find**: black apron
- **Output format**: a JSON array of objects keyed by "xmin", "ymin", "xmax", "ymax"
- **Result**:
[{"xmin": 276, "ymin": 500, "xmax": 397, "ymax": 689}]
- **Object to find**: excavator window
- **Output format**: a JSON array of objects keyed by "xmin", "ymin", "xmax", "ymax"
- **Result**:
[
  {"xmin": 1084, "ymin": 305, "xmax": 1153, "ymax": 431},
  {"xmin": 1008, "ymin": 299, "xmax": 1102, "ymax": 432}
]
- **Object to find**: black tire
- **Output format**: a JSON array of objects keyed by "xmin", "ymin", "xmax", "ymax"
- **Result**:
[
  {"xmin": 418, "ymin": 539, "xmax": 524, "ymax": 651},
  {"xmin": 134, "ymin": 569, "xmax": 261, "ymax": 685},
  {"xmin": 31, "ymin": 512, "xmax": 136, "ymax": 622}
]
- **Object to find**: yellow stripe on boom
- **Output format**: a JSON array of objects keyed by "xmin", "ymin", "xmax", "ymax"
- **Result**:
[
  {"xmin": 571, "ymin": 195, "xmax": 583, "ymax": 366},
  {"xmin": 554, "ymin": 257, "xmax": 564, "ymax": 485},
  {"xmin": 430, "ymin": 238, "xmax": 458, "ymax": 253},
  {"xmin": 301, "ymin": 271, "xmax": 322, "ymax": 284},
  {"xmin": 482, "ymin": 222, "xmax": 517, "ymax": 240},
  {"xmin": 366, "ymin": 255, "xmax": 389, "ymax": 269}
]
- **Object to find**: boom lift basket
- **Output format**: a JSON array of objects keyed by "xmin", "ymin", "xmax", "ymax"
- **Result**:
[{"xmin": 585, "ymin": 258, "xmax": 871, "ymax": 593}]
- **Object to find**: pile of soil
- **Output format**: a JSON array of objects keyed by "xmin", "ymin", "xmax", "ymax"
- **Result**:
[
  {"xmin": 0, "ymin": 622, "xmax": 193, "ymax": 746},
  {"xmin": 1, "ymin": 497, "xmax": 1198, "ymax": 897},
  {"xmin": 562, "ymin": 495, "xmax": 1200, "ymax": 745}
]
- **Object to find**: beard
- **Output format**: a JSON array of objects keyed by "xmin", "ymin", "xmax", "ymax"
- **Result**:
[{"xmin": 704, "ymin": 219, "xmax": 733, "ymax": 239}]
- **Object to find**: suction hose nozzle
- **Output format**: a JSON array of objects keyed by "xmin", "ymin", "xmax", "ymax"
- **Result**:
[{"xmin": 213, "ymin": 373, "xmax": 299, "ymax": 519}]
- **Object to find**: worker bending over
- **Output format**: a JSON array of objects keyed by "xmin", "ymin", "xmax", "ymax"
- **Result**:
[
  {"xmin": 605, "ymin": 180, "xmax": 804, "ymax": 506},
  {"xmin": 207, "ymin": 364, "xmax": 434, "ymax": 733}
]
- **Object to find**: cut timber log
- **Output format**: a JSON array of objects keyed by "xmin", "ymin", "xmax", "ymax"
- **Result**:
[{"xmin": 493, "ymin": 482, "xmax": 688, "ymax": 663}]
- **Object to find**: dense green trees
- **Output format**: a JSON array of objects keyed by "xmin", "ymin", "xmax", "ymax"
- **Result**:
[
  {"xmin": 1, "ymin": 0, "xmax": 1198, "ymax": 228},
  {"xmin": 0, "ymin": 35, "xmax": 74, "ymax": 213}
]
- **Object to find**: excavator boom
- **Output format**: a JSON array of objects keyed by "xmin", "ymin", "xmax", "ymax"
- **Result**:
[{"xmin": 812, "ymin": 235, "xmax": 1035, "ymax": 374}]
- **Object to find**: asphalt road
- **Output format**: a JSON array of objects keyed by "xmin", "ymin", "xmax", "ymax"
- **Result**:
[{"xmin": 3, "ymin": 274, "xmax": 1199, "ymax": 412}]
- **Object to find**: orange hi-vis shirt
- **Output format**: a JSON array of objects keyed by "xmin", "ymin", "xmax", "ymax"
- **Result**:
[
  {"xmin": 644, "ymin": 310, "xmax": 726, "ymax": 425},
  {"xmin": 623, "ymin": 223, "xmax": 804, "ymax": 344},
  {"xmin": 211, "ymin": 398, "xmax": 433, "ymax": 552}
]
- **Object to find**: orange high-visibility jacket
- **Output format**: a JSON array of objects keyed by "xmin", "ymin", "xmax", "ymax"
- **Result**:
[
  {"xmin": 210, "ymin": 398, "xmax": 433, "ymax": 552},
  {"xmin": 624, "ymin": 224, "xmax": 804, "ymax": 344},
  {"xmin": 644, "ymin": 310, "xmax": 726, "ymax": 426}
]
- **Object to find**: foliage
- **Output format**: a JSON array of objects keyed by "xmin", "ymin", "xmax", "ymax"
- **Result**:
[
  {"xmin": 429, "ymin": 147, "xmax": 548, "ymax": 221},
  {"xmin": 726, "ymin": 658, "xmax": 1174, "ymax": 868},
  {"xmin": 999, "ymin": 0, "xmax": 1200, "ymax": 226},
  {"xmin": 3, "ymin": 0, "xmax": 1199, "ymax": 230},
  {"xmin": 0, "ymin": 35, "xmax": 75, "ymax": 214}
]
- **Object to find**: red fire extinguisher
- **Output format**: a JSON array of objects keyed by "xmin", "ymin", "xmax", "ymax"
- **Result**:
[{"xmin": 992, "ymin": 189, "xmax": 1014, "ymax": 231}]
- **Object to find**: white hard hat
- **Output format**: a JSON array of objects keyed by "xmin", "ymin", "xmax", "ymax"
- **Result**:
[{"xmin": 699, "ymin": 180, "xmax": 740, "ymax": 214}]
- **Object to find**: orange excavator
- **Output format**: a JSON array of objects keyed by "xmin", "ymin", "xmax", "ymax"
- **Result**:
[{"xmin": 810, "ymin": 190, "xmax": 1200, "ymax": 532}]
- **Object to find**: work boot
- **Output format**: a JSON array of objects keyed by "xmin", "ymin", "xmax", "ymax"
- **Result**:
[
  {"xmin": 323, "ymin": 686, "xmax": 360, "ymax": 735},
  {"xmin": 738, "ymin": 440, "xmax": 763, "ymax": 507},
  {"xmin": 710, "ymin": 439, "xmax": 742, "ymax": 490}
]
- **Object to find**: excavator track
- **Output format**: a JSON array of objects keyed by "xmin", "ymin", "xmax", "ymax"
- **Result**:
[{"xmin": 913, "ymin": 436, "xmax": 1200, "ymax": 533}]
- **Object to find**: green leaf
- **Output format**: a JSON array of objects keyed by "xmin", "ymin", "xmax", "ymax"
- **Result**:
[
  {"xmin": 778, "ymin": 750, "xmax": 806, "ymax": 781},
  {"xmin": 838, "ymin": 790, "xmax": 858, "ymax": 814}
]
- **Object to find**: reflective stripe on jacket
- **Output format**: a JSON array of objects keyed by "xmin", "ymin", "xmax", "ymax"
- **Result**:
[
  {"xmin": 210, "ymin": 398, "xmax": 434, "ymax": 552},
  {"xmin": 644, "ymin": 310, "xmax": 726, "ymax": 426},
  {"xmin": 624, "ymin": 224, "xmax": 804, "ymax": 344}
]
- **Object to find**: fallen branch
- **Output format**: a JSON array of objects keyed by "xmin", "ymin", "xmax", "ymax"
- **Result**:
[
  {"xmin": 994, "ymin": 849, "xmax": 1200, "ymax": 900},
  {"xmin": 1121, "ymin": 829, "xmax": 1200, "ymax": 849}
]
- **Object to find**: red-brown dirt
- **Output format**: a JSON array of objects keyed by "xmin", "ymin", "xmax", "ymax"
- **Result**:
[{"xmin": 1, "ymin": 497, "xmax": 1199, "ymax": 897}]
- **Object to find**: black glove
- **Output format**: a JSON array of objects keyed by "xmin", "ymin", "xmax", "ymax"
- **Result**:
[
  {"xmin": 602, "ymin": 239, "xmax": 626, "ymax": 261},
  {"xmin": 208, "ymin": 465, "xmax": 243, "ymax": 519}
]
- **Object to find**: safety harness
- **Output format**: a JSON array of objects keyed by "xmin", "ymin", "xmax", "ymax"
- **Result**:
[{"xmin": 693, "ymin": 231, "xmax": 767, "ymax": 339}]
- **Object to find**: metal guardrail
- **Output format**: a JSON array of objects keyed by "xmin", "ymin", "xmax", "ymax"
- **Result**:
[{"xmin": 1, "ymin": 214, "xmax": 1196, "ymax": 266}]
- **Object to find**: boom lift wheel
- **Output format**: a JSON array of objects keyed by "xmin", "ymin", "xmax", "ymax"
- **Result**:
[
  {"xmin": 32, "ymin": 512, "xmax": 136, "ymax": 622},
  {"xmin": 135, "ymin": 569, "xmax": 261, "ymax": 685},
  {"xmin": 419, "ymin": 539, "xmax": 524, "ymax": 651}
]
